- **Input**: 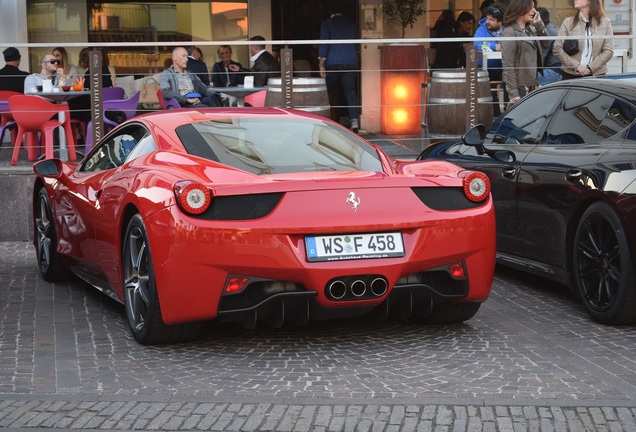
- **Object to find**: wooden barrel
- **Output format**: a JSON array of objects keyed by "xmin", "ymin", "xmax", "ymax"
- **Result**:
[
  {"xmin": 265, "ymin": 77, "xmax": 330, "ymax": 118},
  {"xmin": 427, "ymin": 70, "xmax": 493, "ymax": 136}
]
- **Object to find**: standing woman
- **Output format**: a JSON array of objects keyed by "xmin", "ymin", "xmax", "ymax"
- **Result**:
[
  {"xmin": 500, "ymin": 0, "xmax": 549, "ymax": 107},
  {"xmin": 552, "ymin": 0, "xmax": 613, "ymax": 79}
]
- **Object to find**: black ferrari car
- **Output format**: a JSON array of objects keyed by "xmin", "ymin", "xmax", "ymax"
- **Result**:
[{"xmin": 419, "ymin": 74, "xmax": 636, "ymax": 325}]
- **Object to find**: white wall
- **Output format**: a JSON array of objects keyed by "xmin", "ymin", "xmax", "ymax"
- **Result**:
[{"xmin": 0, "ymin": 0, "xmax": 30, "ymax": 71}]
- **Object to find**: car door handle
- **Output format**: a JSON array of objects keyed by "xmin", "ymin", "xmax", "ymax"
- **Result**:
[
  {"xmin": 566, "ymin": 169, "xmax": 582, "ymax": 183},
  {"xmin": 502, "ymin": 166, "xmax": 517, "ymax": 179}
]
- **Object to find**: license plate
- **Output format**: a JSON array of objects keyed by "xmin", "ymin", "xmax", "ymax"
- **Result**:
[{"xmin": 305, "ymin": 232, "xmax": 405, "ymax": 262}]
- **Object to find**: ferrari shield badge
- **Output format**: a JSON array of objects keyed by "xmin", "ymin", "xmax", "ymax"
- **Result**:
[{"xmin": 346, "ymin": 192, "xmax": 360, "ymax": 212}]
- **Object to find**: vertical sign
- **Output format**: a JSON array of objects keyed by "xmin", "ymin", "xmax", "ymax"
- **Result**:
[
  {"xmin": 465, "ymin": 43, "xmax": 479, "ymax": 130},
  {"xmin": 89, "ymin": 49, "xmax": 103, "ymax": 146},
  {"xmin": 280, "ymin": 47, "xmax": 293, "ymax": 108}
]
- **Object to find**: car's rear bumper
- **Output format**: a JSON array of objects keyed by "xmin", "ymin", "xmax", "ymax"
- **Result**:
[{"xmin": 145, "ymin": 200, "xmax": 496, "ymax": 325}]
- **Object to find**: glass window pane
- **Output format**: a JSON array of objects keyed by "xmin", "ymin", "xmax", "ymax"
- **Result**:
[
  {"xmin": 545, "ymin": 89, "xmax": 614, "ymax": 145},
  {"xmin": 596, "ymin": 99, "xmax": 636, "ymax": 140},
  {"xmin": 488, "ymin": 88, "xmax": 566, "ymax": 144}
]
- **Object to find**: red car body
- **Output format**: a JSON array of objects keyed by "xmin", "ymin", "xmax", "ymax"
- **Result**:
[{"xmin": 32, "ymin": 108, "xmax": 496, "ymax": 344}]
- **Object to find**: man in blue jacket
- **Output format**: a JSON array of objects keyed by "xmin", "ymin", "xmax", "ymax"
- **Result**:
[
  {"xmin": 318, "ymin": 7, "xmax": 360, "ymax": 133},
  {"xmin": 473, "ymin": 4, "xmax": 505, "ymax": 115}
]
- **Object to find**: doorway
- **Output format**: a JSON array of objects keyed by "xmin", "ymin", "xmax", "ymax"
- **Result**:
[{"xmin": 270, "ymin": 0, "xmax": 360, "ymax": 123}]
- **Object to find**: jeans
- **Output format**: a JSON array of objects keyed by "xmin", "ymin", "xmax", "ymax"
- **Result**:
[
  {"xmin": 325, "ymin": 65, "xmax": 359, "ymax": 121},
  {"xmin": 538, "ymin": 68, "xmax": 563, "ymax": 86},
  {"xmin": 186, "ymin": 93, "xmax": 223, "ymax": 108}
]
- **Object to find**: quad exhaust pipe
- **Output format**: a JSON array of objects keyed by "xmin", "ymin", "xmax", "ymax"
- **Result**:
[{"xmin": 326, "ymin": 276, "xmax": 388, "ymax": 301}]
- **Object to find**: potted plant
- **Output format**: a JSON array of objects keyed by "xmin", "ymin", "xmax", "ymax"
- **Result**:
[{"xmin": 382, "ymin": 0, "xmax": 426, "ymax": 38}]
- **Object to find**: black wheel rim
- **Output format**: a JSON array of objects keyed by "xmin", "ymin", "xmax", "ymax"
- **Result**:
[
  {"xmin": 575, "ymin": 212, "xmax": 621, "ymax": 313},
  {"xmin": 35, "ymin": 193, "xmax": 53, "ymax": 274},
  {"xmin": 123, "ymin": 226, "xmax": 151, "ymax": 333}
]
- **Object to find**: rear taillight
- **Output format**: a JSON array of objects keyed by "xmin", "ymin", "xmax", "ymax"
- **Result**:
[
  {"xmin": 462, "ymin": 171, "xmax": 490, "ymax": 203},
  {"xmin": 174, "ymin": 181, "xmax": 212, "ymax": 215}
]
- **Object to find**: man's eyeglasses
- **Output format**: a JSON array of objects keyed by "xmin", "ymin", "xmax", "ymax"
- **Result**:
[{"xmin": 47, "ymin": 59, "xmax": 60, "ymax": 65}]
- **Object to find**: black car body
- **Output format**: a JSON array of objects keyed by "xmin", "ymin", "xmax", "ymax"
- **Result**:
[{"xmin": 419, "ymin": 75, "xmax": 636, "ymax": 325}]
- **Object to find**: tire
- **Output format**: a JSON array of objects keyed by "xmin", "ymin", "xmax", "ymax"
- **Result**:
[
  {"xmin": 573, "ymin": 202, "xmax": 636, "ymax": 325},
  {"xmin": 34, "ymin": 187, "xmax": 67, "ymax": 281},
  {"xmin": 122, "ymin": 214, "xmax": 202, "ymax": 344},
  {"xmin": 417, "ymin": 301, "xmax": 481, "ymax": 324}
]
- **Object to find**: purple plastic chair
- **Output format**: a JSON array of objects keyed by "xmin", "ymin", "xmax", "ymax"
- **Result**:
[
  {"xmin": 103, "ymin": 87, "xmax": 126, "ymax": 101},
  {"xmin": 0, "ymin": 101, "xmax": 16, "ymax": 148},
  {"xmin": 85, "ymin": 91, "xmax": 140, "ymax": 151},
  {"xmin": 156, "ymin": 89, "xmax": 180, "ymax": 110}
]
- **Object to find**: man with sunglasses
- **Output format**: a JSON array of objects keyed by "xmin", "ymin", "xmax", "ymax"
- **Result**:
[{"xmin": 24, "ymin": 54, "xmax": 61, "ymax": 93}]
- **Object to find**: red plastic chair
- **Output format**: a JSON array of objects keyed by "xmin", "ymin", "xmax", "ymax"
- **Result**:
[
  {"xmin": 0, "ymin": 90, "xmax": 21, "ymax": 147},
  {"xmin": 85, "ymin": 91, "xmax": 141, "ymax": 151},
  {"xmin": 244, "ymin": 90, "xmax": 267, "ymax": 107},
  {"xmin": 8, "ymin": 95, "xmax": 77, "ymax": 165},
  {"xmin": 156, "ymin": 88, "xmax": 180, "ymax": 110}
]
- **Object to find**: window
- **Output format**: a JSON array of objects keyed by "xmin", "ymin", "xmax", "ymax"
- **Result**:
[
  {"xmin": 544, "ymin": 89, "xmax": 616, "ymax": 145},
  {"xmin": 176, "ymin": 117, "xmax": 383, "ymax": 175},
  {"xmin": 596, "ymin": 99, "xmax": 636, "ymax": 140},
  {"xmin": 488, "ymin": 88, "xmax": 566, "ymax": 145},
  {"xmin": 80, "ymin": 124, "xmax": 153, "ymax": 172}
]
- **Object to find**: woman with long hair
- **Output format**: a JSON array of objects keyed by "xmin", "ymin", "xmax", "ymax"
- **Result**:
[
  {"xmin": 552, "ymin": 0, "xmax": 613, "ymax": 79},
  {"xmin": 500, "ymin": 0, "xmax": 549, "ymax": 107},
  {"xmin": 77, "ymin": 47, "xmax": 113, "ymax": 88},
  {"xmin": 52, "ymin": 46, "xmax": 78, "ymax": 83}
]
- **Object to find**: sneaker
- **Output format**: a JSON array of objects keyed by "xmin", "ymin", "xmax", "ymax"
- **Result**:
[{"xmin": 350, "ymin": 118, "xmax": 359, "ymax": 133}]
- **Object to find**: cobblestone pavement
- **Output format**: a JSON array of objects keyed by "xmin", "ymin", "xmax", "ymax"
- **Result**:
[{"xmin": 2, "ymin": 241, "xmax": 636, "ymax": 430}]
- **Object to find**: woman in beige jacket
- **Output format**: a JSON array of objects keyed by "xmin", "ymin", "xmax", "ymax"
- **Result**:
[{"xmin": 552, "ymin": 0, "xmax": 613, "ymax": 79}]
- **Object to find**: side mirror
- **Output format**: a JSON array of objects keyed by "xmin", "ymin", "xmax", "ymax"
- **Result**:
[
  {"xmin": 33, "ymin": 159, "xmax": 62, "ymax": 177},
  {"xmin": 462, "ymin": 124, "xmax": 486, "ymax": 147}
]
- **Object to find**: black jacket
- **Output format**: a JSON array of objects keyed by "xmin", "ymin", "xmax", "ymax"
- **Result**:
[
  {"xmin": 240, "ymin": 51, "xmax": 280, "ymax": 87},
  {"xmin": 0, "ymin": 65, "xmax": 28, "ymax": 93},
  {"xmin": 211, "ymin": 60, "xmax": 243, "ymax": 87},
  {"xmin": 187, "ymin": 57, "xmax": 210, "ymax": 86}
]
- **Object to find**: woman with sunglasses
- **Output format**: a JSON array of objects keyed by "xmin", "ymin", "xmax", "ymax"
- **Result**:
[
  {"xmin": 52, "ymin": 47, "xmax": 78, "ymax": 85},
  {"xmin": 23, "ymin": 54, "xmax": 62, "ymax": 93}
]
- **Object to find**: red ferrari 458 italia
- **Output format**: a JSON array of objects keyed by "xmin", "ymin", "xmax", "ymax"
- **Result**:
[{"xmin": 32, "ymin": 108, "xmax": 496, "ymax": 344}]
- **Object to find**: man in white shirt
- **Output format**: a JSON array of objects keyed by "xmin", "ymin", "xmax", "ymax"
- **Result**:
[{"xmin": 24, "ymin": 54, "xmax": 60, "ymax": 93}]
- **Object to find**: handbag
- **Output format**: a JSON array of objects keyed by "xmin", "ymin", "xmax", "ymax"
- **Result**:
[
  {"xmin": 139, "ymin": 76, "xmax": 160, "ymax": 105},
  {"xmin": 563, "ymin": 39, "xmax": 579, "ymax": 56}
]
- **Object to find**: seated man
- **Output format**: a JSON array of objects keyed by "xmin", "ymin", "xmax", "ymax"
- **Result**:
[
  {"xmin": 229, "ymin": 35, "xmax": 280, "ymax": 87},
  {"xmin": 160, "ymin": 46, "xmax": 222, "ymax": 108},
  {"xmin": 24, "ymin": 54, "xmax": 60, "ymax": 93},
  {"xmin": 0, "ymin": 47, "xmax": 28, "ymax": 92}
]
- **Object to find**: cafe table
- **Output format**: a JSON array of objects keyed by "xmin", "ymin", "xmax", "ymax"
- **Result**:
[
  {"xmin": 212, "ymin": 86, "xmax": 267, "ymax": 107},
  {"xmin": 26, "ymin": 90, "xmax": 91, "ymax": 161}
]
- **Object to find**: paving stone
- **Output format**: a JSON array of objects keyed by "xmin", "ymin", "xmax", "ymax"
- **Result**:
[{"xmin": 1, "ymin": 243, "xmax": 636, "ymax": 429}]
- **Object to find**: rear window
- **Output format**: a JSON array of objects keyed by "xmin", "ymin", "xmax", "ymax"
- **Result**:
[{"xmin": 176, "ymin": 117, "xmax": 383, "ymax": 175}]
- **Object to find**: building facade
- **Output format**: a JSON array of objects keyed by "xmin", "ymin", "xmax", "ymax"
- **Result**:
[{"xmin": 0, "ymin": 0, "xmax": 633, "ymax": 133}]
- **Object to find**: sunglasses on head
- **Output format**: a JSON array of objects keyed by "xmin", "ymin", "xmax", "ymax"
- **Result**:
[
  {"xmin": 487, "ymin": 6, "xmax": 501, "ymax": 15},
  {"xmin": 47, "ymin": 59, "xmax": 60, "ymax": 65}
]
